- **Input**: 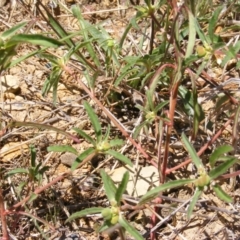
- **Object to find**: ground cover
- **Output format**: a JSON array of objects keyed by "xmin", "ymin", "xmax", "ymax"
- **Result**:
[{"xmin": 0, "ymin": 0, "xmax": 240, "ymax": 239}]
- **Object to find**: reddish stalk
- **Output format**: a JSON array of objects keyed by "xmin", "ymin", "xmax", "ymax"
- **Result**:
[
  {"xmin": 9, "ymin": 173, "xmax": 69, "ymax": 211},
  {"xmin": 0, "ymin": 189, "xmax": 9, "ymax": 240},
  {"xmin": 150, "ymin": 2, "xmax": 180, "ymax": 237},
  {"xmin": 166, "ymin": 116, "xmax": 233, "ymax": 174}
]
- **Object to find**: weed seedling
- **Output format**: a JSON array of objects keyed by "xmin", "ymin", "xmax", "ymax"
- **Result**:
[
  {"xmin": 66, "ymin": 170, "xmax": 144, "ymax": 240},
  {"xmin": 48, "ymin": 101, "xmax": 133, "ymax": 170}
]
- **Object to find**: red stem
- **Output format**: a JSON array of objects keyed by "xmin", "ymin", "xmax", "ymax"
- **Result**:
[
  {"xmin": 0, "ymin": 189, "xmax": 9, "ymax": 240},
  {"xmin": 166, "ymin": 117, "xmax": 233, "ymax": 174},
  {"xmin": 9, "ymin": 173, "xmax": 69, "ymax": 211}
]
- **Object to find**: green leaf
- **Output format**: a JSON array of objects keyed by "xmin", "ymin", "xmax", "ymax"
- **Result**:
[
  {"xmin": 84, "ymin": 101, "xmax": 102, "ymax": 142},
  {"xmin": 102, "ymin": 125, "xmax": 111, "ymax": 142},
  {"xmin": 47, "ymin": 145, "xmax": 78, "ymax": 155},
  {"xmin": 208, "ymin": 6, "xmax": 223, "ymax": 43},
  {"xmin": 8, "ymin": 34, "xmax": 63, "ymax": 48},
  {"xmin": 139, "ymin": 179, "xmax": 195, "ymax": 205},
  {"xmin": 187, "ymin": 188, "xmax": 202, "ymax": 219},
  {"xmin": 73, "ymin": 127, "xmax": 95, "ymax": 145},
  {"xmin": 115, "ymin": 171, "xmax": 129, "ymax": 204},
  {"xmin": 178, "ymin": 85, "xmax": 194, "ymax": 116},
  {"xmin": 118, "ymin": 215, "xmax": 144, "ymax": 240},
  {"xmin": 114, "ymin": 68, "xmax": 138, "ymax": 87},
  {"xmin": 109, "ymin": 139, "xmax": 124, "ymax": 148},
  {"xmin": 119, "ymin": 22, "xmax": 133, "ymax": 50},
  {"xmin": 42, "ymin": 69, "xmax": 62, "ymax": 104},
  {"xmin": 221, "ymin": 41, "xmax": 240, "ymax": 66},
  {"xmin": 106, "ymin": 149, "xmax": 133, "ymax": 167},
  {"xmin": 133, "ymin": 120, "xmax": 149, "ymax": 139},
  {"xmin": 66, "ymin": 207, "xmax": 104, "ymax": 223},
  {"xmin": 212, "ymin": 184, "xmax": 233, "ymax": 203},
  {"xmin": 209, "ymin": 145, "xmax": 234, "ymax": 168},
  {"xmin": 185, "ymin": 9, "xmax": 196, "ymax": 59},
  {"xmin": 36, "ymin": 2, "xmax": 74, "ymax": 48},
  {"xmin": 208, "ymin": 157, "xmax": 237, "ymax": 179},
  {"xmin": 39, "ymin": 53, "xmax": 60, "ymax": 66},
  {"xmin": 192, "ymin": 87, "xmax": 205, "ymax": 139},
  {"xmin": 71, "ymin": 147, "xmax": 95, "ymax": 171},
  {"xmin": 100, "ymin": 170, "xmax": 117, "ymax": 202},
  {"xmin": 114, "ymin": 56, "xmax": 139, "ymax": 87},
  {"xmin": 30, "ymin": 145, "xmax": 37, "ymax": 167},
  {"xmin": 194, "ymin": 18, "xmax": 209, "ymax": 44},
  {"xmin": 6, "ymin": 168, "xmax": 29, "ymax": 176},
  {"xmin": 101, "ymin": 208, "xmax": 112, "ymax": 221},
  {"xmin": 38, "ymin": 166, "xmax": 50, "ymax": 175},
  {"xmin": 146, "ymin": 90, "xmax": 154, "ymax": 111},
  {"xmin": 154, "ymin": 100, "xmax": 169, "ymax": 113},
  {"xmin": 9, "ymin": 47, "xmax": 47, "ymax": 68},
  {"xmin": 215, "ymin": 94, "xmax": 229, "ymax": 111},
  {"xmin": 181, "ymin": 133, "xmax": 203, "ymax": 169},
  {"xmin": 72, "ymin": 5, "xmax": 101, "ymax": 68},
  {"xmin": 1, "ymin": 22, "xmax": 27, "ymax": 39},
  {"xmin": 97, "ymin": 221, "xmax": 112, "ymax": 233}
]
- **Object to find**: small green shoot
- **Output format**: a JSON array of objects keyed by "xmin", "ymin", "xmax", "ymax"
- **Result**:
[
  {"xmin": 66, "ymin": 169, "xmax": 144, "ymax": 240},
  {"xmin": 6, "ymin": 145, "xmax": 49, "ymax": 184},
  {"xmin": 48, "ymin": 101, "xmax": 132, "ymax": 170},
  {"xmin": 139, "ymin": 133, "xmax": 237, "ymax": 219}
]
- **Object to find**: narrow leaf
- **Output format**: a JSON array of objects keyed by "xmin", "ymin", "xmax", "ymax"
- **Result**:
[
  {"xmin": 72, "ymin": 5, "xmax": 101, "ymax": 67},
  {"xmin": 209, "ymin": 145, "xmax": 234, "ymax": 168},
  {"xmin": 9, "ymin": 48, "xmax": 46, "ymax": 68},
  {"xmin": 66, "ymin": 207, "xmax": 104, "ymax": 223},
  {"xmin": 97, "ymin": 221, "xmax": 111, "ymax": 233},
  {"xmin": 212, "ymin": 184, "xmax": 232, "ymax": 203},
  {"xmin": 118, "ymin": 215, "xmax": 144, "ymax": 240},
  {"xmin": 100, "ymin": 170, "xmax": 117, "ymax": 202},
  {"xmin": 73, "ymin": 127, "xmax": 95, "ymax": 145},
  {"xmin": 185, "ymin": 9, "xmax": 196, "ymax": 59},
  {"xmin": 187, "ymin": 188, "xmax": 202, "ymax": 219},
  {"xmin": 36, "ymin": 1, "xmax": 74, "ymax": 48},
  {"xmin": 6, "ymin": 168, "xmax": 29, "ymax": 176},
  {"xmin": 109, "ymin": 139, "xmax": 124, "ymax": 148},
  {"xmin": 146, "ymin": 90, "xmax": 154, "ymax": 111},
  {"xmin": 139, "ymin": 179, "xmax": 195, "ymax": 205},
  {"xmin": 106, "ymin": 149, "xmax": 133, "ymax": 167},
  {"xmin": 194, "ymin": 18, "xmax": 209, "ymax": 44},
  {"xmin": 133, "ymin": 120, "xmax": 149, "ymax": 139},
  {"xmin": 192, "ymin": 87, "xmax": 204, "ymax": 139},
  {"xmin": 1, "ymin": 21, "xmax": 27, "ymax": 39},
  {"xmin": 154, "ymin": 100, "xmax": 169, "ymax": 113},
  {"xmin": 84, "ymin": 101, "xmax": 102, "ymax": 142},
  {"xmin": 47, "ymin": 145, "xmax": 78, "ymax": 155},
  {"xmin": 115, "ymin": 171, "xmax": 129, "ymax": 204},
  {"xmin": 103, "ymin": 125, "xmax": 111, "ymax": 142},
  {"xmin": 9, "ymin": 34, "xmax": 63, "ymax": 48},
  {"xmin": 208, "ymin": 157, "xmax": 237, "ymax": 179},
  {"xmin": 71, "ymin": 147, "xmax": 95, "ymax": 171},
  {"xmin": 181, "ymin": 133, "xmax": 203, "ymax": 169},
  {"xmin": 119, "ymin": 22, "xmax": 133, "ymax": 50},
  {"xmin": 208, "ymin": 6, "xmax": 223, "ymax": 43},
  {"xmin": 30, "ymin": 145, "xmax": 37, "ymax": 167}
]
